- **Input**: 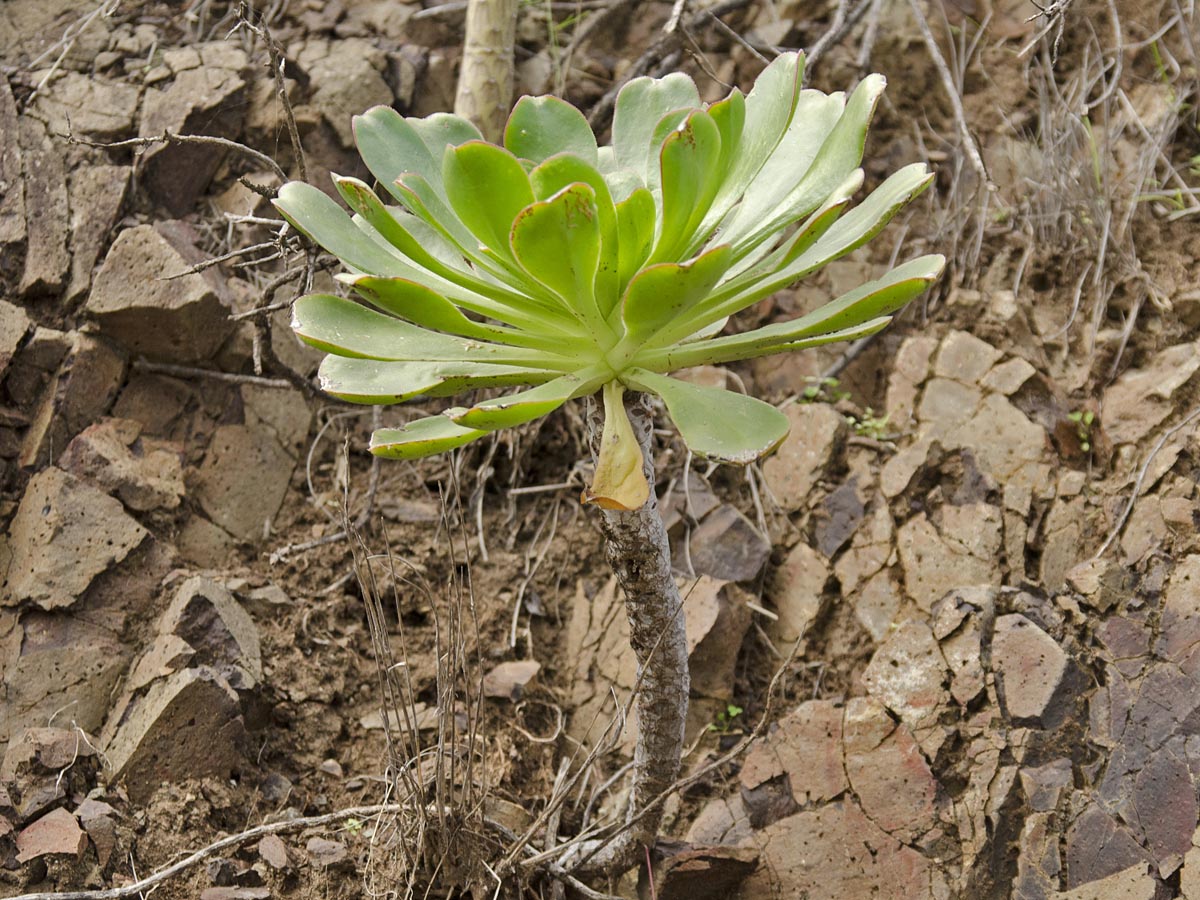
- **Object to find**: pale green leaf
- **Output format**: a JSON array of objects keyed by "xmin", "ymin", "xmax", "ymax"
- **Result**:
[
  {"xmin": 505, "ymin": 96, "xmax": 598, "ymax": 165},
  {"xmin": 611, "ymin": 71, "xmax": 700, "ymax": 185},
  {"xmin": 446, "ymin": 366, "xmax": 608, "ymax": 430},
  {"xmin": 370, "ymin": 415, "xmax": 488, "ymax": 459},
  {"xmin": 318, "ymin": 356, "xmax": 552, "ymax": 404},
  {"xmin": 614, "ymin": 187, "xmax": 656, "ymax": 294},
  {"xmin": 292, "ymin": 293, "xmax": 572, "ymax": 367},
  {"xmin": 623, "ymin": 368, "xmax": 790, "ymax": 464},
  {"xmin": 529, "ymin": 154, "xmax": 619, "ymax": 313},
  {"xmin": 651, "ymin": 109, "xmax": 723, "ymax": 263},
  {"xmin": 352, "ymin": 106, "xmax": 440, "ymax": 203},
  {"xmin": 443, "ymin": 142, "xmax": 535, "ymax": 259},
  {"xmin": 620, "ymin": 245, "xmax": 733, "ymax": 345},
  {"xmin": 274, "ymin": 182, "xmax": 408, "ymax": 276}
]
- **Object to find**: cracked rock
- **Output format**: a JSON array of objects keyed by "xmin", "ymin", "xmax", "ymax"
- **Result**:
[
  {"xmin": 17, "ymin": 116, "xmax": 70, "ymax": 297},
  {"xmin": 87, "ymin": 224, "xmax": 234, "ymax": 363},
  {"xmin": 769, "ymin": 541, "xmax": 829, "ymax": 644},
  {"xmin": 138, "ymin": 45, "xmax": 248, "ymax": 214},
  {"xmin": 684, "ymin": 504, "xmax": 770, "ymax": 582},
  {"xmin": 15, "ymin": 807, "xmax": 87, "ymax": 863},
  {"xmin": 862, "ymin": 618, "xmax": 950, "ymax": 755},
  {"xmin": 991, "ymin": 614, "xmax": 1076, "ymax": 728},
  {"xmin": 762, "ymin": 402, "xmax": 845, "ymax": 512},
  {"xmin": 66, "ymin": 165, "xmax": 130, "ymax": 302},
  {"xmin": 897, "ymin": 511, "xmax": 1001, "ymax": 612},
  {"xmin": 29, "ymin": 72, "xmax": 139, "ymax": 139},
  {"xmin": 0, "ymin": 80, "xmax": 24, "ymax": 281},
  {"xmin": 298, "ymin": 38, "xmax": 393, "ymax": 147},
  {"xmin": 4, "ymin": 467, "xmax": 148, "ymax": 610},
  {"xmin": 1102, "ymin": 341, "xmax": 1200, "ymax": 445},
  {"xmin": 641, "ymin": 842, "xmax": 759, "ymax": 900},
  {"xmin": 482, "ymin": 660, "xmax": 540, "ymax": 701},
  {"xmin": 102, "ymin": 667, "xmax": 249, "ymax": 803},
  {"xmin": 60, "ymin": 418, "xmax": 184, "ymax": 512}
]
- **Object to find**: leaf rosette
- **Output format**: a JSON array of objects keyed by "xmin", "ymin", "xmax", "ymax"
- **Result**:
[{"xmin": 274, "ymin": 52, "xmax": 944, "ymax": 509}]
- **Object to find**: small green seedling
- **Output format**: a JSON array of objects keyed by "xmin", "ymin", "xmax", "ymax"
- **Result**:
[
  {"xmin": 1068, "ymin": 409, "xmax": 1096, "ymax": 453},
  {"xmin": 707, "ymin": 703, "xmax": 745, "ymax": 734},
  {"xmin": 800, "ymin": 376, "xmax": 849, "ymax": 404},
  {"xmin": 846, "ymin": 407, "xmax": 890, "ymax": 440}
]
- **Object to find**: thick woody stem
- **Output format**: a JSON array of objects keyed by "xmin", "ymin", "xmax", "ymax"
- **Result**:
[
  {"xmin": 579, "ymin": 391, "xmax": 689, "ymax": 875},
  {"xmin": 454, "ymin": 0, "xmax": 518, "ymax": 143}
]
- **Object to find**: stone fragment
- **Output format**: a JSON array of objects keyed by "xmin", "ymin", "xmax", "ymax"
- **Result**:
[
  {"xmin": 4, "ymin": 467, "xmax": 147, "ymax": 609},
  {"xmin": 30, "ymin": 73, "xmax": 139, "ymax": 139},
  {"xmin": 769, "ymin": 542, "xmax": 828, "ymax": 644},
  {"xmin": 736, "ymin": 800, "xmax": 941, "ymax": 898},
  {"xmin": 684, "ymin": 577, "xmax": 752, "ymax": 706},
  {"xmin": 843, "ymin": 697, "xmax": 938, "ymax": 843},
  {"xmin": 0, "ymin": 610, "xmax": 128, "ymax": 747},
  {"xmin": 686, "ymin": 795, "xmax": 752, "ymax": 846},
  {"xmin": 0, "ymin": 300, "xmax": 31, "ymax": 378},
  {"xmin": 482, "ymin": 660, "xmax": 540, "ymax": 701},
  {"xmin": 992, "ymin": 614, "xmax": 1075, "ymax": 728},
  {"xmin": 87, "ymin": 224, "xmax": 234, "ymax": 362},
  {"xmin": 762, "ymin": 403, "xmax": 845, "ymax": 512},
  {"xmin": 81, "ymin": 809, "xmax": 117, "ymax": 868},
  {"xmin": 1065, "ymin": 805, "xmax": 1153, "ymax": 887},
  {"xmin": 60, "ymin": 418, "xmax": 185, "ymax": 511},
  {"xmin": 833, "ymin": 501, "xmax": 893, "ymax": 596},
  {"xmin": 897, "ymin": 513, "xmax": 999, "ymax": 612},
  {"xmin": 139, "ymin": 47, "xmax": 247, "ymax": 214},
  {"xmin": 299, "ymin": 38, "xmax": 393, "ymax": 147},
  {"xmin": 933, "ymin": 330, "xmax": 1001, "ymax": 384},
  {"xmin": 814, "ymin": 477, "xmax": 866, "ymax": 557},
  {"xmin": 200, "ymin": 889, "xmax": 271, "ymax": 900},
  {"xmin": 1054, "ymin": 862, "xmax": 1157, "ymax": 899},
  {"xmin": 1066, "ymin": 558, "xmax": 1131, "ymax": 613},
  {"xmin": 685, "ymin": 505, "xmax": 770, "ymax": 582},
  {"xmin": 0, "ymin": 80, "xmax": 24, "ymax": 280},
  {"xmin": 1103, "ymin": 342, "xmax": 1200, "ymax": 445},
  {"xmin": 885, "ymin": 335, "xmax": 938, "ymax": 428},
  {"xmin": 1017, "ymin": 811, "xmax": 1062, "ymax": 898},
  {"xmin": 1155, "ymin": 555, "xmax": 1200, "ymax": 662},
  {"xmin": 862, "ymin": 619, "xmax": 950, "ymax": 754},
  {"xmin": 933, "ymin": 587, "xmax": 994, "ymax": 705},
  {"xmin": 176, "ymin": 516, "xmax": 238, "ymax": 568},
  {"xmin": 102, "ymin": 667, "xmax": 248, "ymax": 803},
  {"xmin": 66, "ymin": 165, "xmax": 130, "ymax": 301},
  {"xmin": 15, "ymin": 808, "xmax": 86, "ymax": 863},
  {"xmin": 156, "ymin": 577, "xmax": 263, "ymax": 691},
  {"xmin": 240, "ymin": 383, "xmax": 312, "ymax": 459},
  {"xmin": 855, "ymin": 571, "xmax": 903, "ymax": 643},
  {"xmin": 17, "ymin": 117, "xmax": 70, "ymax": 296},
  {"xmin": 1, "ymin": 726, "xmax": 99, "ymax": 777},
  {"xmin": 193, "ymin": 423, "xmax": 298, "ymax": 542},
  {"xmin": 1020, "ymin": 758, "xmax": 1072, "ymax": 812},
  {"xmin": 306, "ymin": 836, "xmax": 348, "ymax": 867},
  {"xmin": 19, "ymin": 331, "xmax": 127, "ymax": 470},
  {"xmin": 257, "ymin": 834, "xmax": 292, "ymax": 870},
  {"xmin": 740, "ymin": 700, "xmax": 845, "ymax": 827},
  {"xmin": 982, "ymin": 356, "xmax": 1037, "ymax": 395},
  {"xmin": 642, "ymin": 843, "xmax": 759, "ymax": 900}
]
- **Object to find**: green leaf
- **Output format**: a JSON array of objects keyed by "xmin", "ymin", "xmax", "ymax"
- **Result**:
[
  {"xmin": 650, "ymin": 317, "xmax": 893, "ymax": 370},
  {"xmin": 410, "ymin": 112, "xmax": 484, "ymax": 158},
  {"xmin": 274, "ymin": 182, "xmax": 409, "ymax": 276},
  {"xmin": 693, "ymin": 53, "xmax": 803, "ymax": 251},
  {"xmin": 318, "ymin": 356, "xmax": 552, "ymax": 404},
  {"xmin": 623, "ymin": 369, "xmax": 790, "ymax": 464},
  {"xmin": 529, "ymin": 154, "xmax": 619, "ymax": 314},
  {"xmin": 352, "ymin": 107, "xmax": 441, "ymax": 204},
  {"xmin": 642, "ymin": 255, "xmax": 945, "ymax": 369},
  {"xmin": 505, "ymin": 96, "xmax": 598, "ymax": 165},
  {"xmin": 734, "ymin": 74, "xmax": 887, "ymax": 252},
  {"xmin": 707, "ymin": 89, "xmax": 746, "ymax": 183},
  {"xmin": 443, "ymin": 141, "xmax": 535, "ymax": 260},
  {"xmin": 651, "ymin": 109, "xmax": 723, "ymax": 263},
  {"xmin": 292, "ymin": 293, "xmax": 572, "ymax": 367},
  {"xmin": 370, "ymin": 415, "xmax": 488, "ymax": 459},
  {"xmin": 446, "ymin": 366, "xmax": 608, "ymax": 430},
  {"xmin": 334, "ymin": 175, "xmax": 451, "ymax": 271},
  {"xmin": 344, "ymin": 275, "xmax": 558, "ymax": 350},
  {"xmin": 718, "ymin": 89, "xmax": 846, "ymax": 253},
  {"xmin": 510, "ymin": 183, "xmax": 607, "ymax": 334},
  {"xmin": 611, "ymin": 71, "xmax": 701, "ymax": 186},
  {"xmin": 620, "ymin": 245, "xmax": 733, "ymax": 345},
  {"xmin": 614, "ymin": 187, "xmax": 656, "ymax": 294}
]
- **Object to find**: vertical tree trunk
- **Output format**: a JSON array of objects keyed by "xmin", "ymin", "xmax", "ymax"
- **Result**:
[
  {"xmin": 580, "ymin": 391, "xmax": 690, "ymax": 875},
  {"xmin": 454, "ymin": 0, "xmax": 518, "ymax": 143}
]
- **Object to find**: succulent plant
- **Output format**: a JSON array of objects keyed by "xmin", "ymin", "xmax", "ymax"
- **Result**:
[{"xmin": 273, "ymin": 51, "xmax": 943, "ymax": 511}]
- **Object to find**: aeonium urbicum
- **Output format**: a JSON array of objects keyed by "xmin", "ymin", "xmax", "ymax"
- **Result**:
[{"xmin": 273, "ymin": 51, "xmax": 944, "ymax": 511}]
